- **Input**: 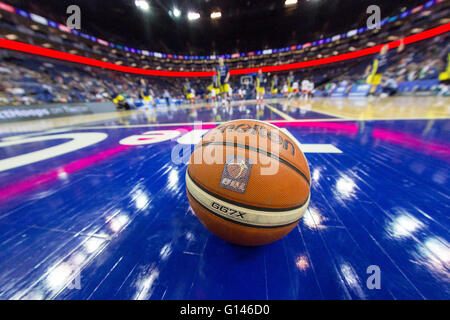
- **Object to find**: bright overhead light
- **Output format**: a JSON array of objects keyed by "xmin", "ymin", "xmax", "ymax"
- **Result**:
[
  {"xmin": 285, "ymin": 0, "xmax": 298, "ymax": 6},
  {"xmin": 173, "ymin": 7, "xmax": 181, "ymax": 17},
  {"xmin": 135, "ymin": 0, "xmax": 149, "ymax": 11},
  {"xmin": 187, "ymin": 11, "xmax": 200, "ymax": 21},
  {"xmin": 5, "ymin": 34, "xmax": 18, "ymax": 40},
  {"xmin": 211, "ymin": 11, "xmax": 222, "ymax": 19}
]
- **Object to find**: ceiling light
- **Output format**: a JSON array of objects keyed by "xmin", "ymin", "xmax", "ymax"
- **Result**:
[
  {"xmin": 172, "ymin": 7, "xmax": 181, "ymax": 17},
  {"xmin": 135, "ymin": 0, "xmax": 149, "ymax": 12},
  {"xmin": 187, "ymin": 11, "xmax": 200, "ymax": 21},
  {"xmin": 5, "ymin": 34, "xmax": 18, "ymax": 40},
  {"xmin": 211, "ymin": 11, "xmax": 222, "ymax": 19},
  {"xmin": 285, "ymin": 0, "xmax": 298, "ymax": 6}
]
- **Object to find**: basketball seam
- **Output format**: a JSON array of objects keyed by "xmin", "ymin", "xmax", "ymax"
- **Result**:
[
  {"xmin": 196, "ymin": 141, "xmax": 310, "ymax": 185},
  {"xmin": 187, "ymin": 189, "xmax": 300, "ymax": 229},
  {"xmin": 187, "ymin": 169, "xmax": 309, "ymax": 212}
]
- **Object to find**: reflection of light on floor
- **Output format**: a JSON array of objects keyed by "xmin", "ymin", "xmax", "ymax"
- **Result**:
[
  {"xmin": 109, "ymin": 214, "xmax": 130, "ymax": 233},
  {"xmin": 167, "ymin": 168, "xmax": 179, "ymax": 191},
  {"xmin": 186, "ymin": 232, "xmax": 195, "ymax": 242},
  {"xmin": 295, "ymin": 255, "xmax": 310, "ymax": 271},
  {"xmin": 21, "ymin": 290, "xmax": 44, "ymax": 300},
  {"xmin": 133, "ymin": 267, "xmax": 160, "ymax": 300},
  {"xmin": 312, "ymin": 168, "xmax": 321, "ymax": 185},
  {"xmin": 84, "ymin": 237, "xmax": 106, "ymax": 254},
  {"xmin": 415, "ymin": 237, "xmax": 450, "ymax": 281},
  {"xmin": 387, "ymin": 211, "xmax": 425, "ymax": 239},
  {"xmin": 335, "ymin": 175, "xmax": 357, "ymax": 200},
  {"xmin": 302, "ymin": 206, "xmax": 326, "ymax": 230},
  {"xmin": 432, "ymin": 170, "xmax": 447, "ymax": 185},
  {"xmin": 372, "ymin": 128, "xmax": 450, "ymax": 161},
  {"xmin": 159, "ymin": 243, "xmax": 172, "ymax": 261},
  {"xmin": 70, "ymin": 252, "xmax": 87, "ymax": 265},
  {"xmin": 57, "ymin": 169, "xmax": 68, "ymax": 180},
  {"xmin": 340, "ymin": 262, "xmax": 366, "ymax": 299},
  {"xmin": 46, "ymin": 263, "xmax": 76, "ymax": 291},
  {"xmin": 133, "ymin": 189, "xmax": 150, "ymax": 210}
]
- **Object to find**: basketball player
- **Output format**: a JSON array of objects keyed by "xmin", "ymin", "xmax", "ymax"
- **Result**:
[
  {"xmin": 238, "ymin": 87, "xmax": 245, "ymax": 100},
  {"xmin": 301, "ymin": 78, "xmax": 309, "ymax": 100},
  {"xmin": 217, "ymin": 57, "xmax": 231, "ymax": 106},
  {"xmin": 255, "ymin": 69, "xmax": 266, "ymax": 104},
  {"xmin": 287, "ymin": 71, "xmax": 295, "ymax": 99},
  {"xmin": 307, "ymin": 79, "xmax": 314, "ymax": 100},
  {"xmin": 438, "ymin": 43, "xmax": 450, "ymax": 93},
  {"xmin": 282, "ymin": 81, "xmax": 289, "ymax": 97},
  {"xmin": 139, "ymin": 79, "xmax": 154, "ymax": 108},
  {"xmin": 292, "ymin": 79, "xmax": 299, "ymax": 98},
  {"xmin": 184, "ymin": 78, "xmax": 193, "ymax": 103},
  {"xmin": 365, "ymin": 39, "xmax": 404, "ymax": 95},
  {"xmin": 270, "ymin": 74, "xmax": 279, "ymax": 98}
]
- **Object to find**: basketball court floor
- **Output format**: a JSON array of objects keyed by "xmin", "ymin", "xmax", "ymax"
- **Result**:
[{"xmin": 0, "ymin": 96, "xmax": 448, "ymax": 300}]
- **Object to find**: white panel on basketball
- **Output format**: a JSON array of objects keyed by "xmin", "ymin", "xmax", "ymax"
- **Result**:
[{"xmin": 186, "ymin": 172, "xmax": 309, "ymax": 227}]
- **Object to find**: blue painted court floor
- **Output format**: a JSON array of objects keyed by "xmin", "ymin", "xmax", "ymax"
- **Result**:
[{"xmin": 0, "ymin": 102, "xmax": 449, "ymax": 300}]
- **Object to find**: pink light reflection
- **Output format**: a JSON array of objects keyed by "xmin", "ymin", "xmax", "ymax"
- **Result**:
[
  {"xmin": 0, "ymin": 145, "xmax": 131, "ymax": 203},
  {"xmin": 372, "ymin": 128, "xmax": 450, "ymax": 161},
  {"xmin": 270, "ymin": 121, "xmax": 359, "ymax": 133}
]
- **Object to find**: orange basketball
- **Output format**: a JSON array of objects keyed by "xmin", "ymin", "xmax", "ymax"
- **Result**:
[{"xmin": 186, "ymin": 119, "xmax": 311, "ymax": 246}]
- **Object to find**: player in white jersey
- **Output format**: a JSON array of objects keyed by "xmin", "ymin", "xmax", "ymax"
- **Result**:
[
  {"xmin": 301, "ymin": 79, "xmax": 310, "ymax": 100},
  {"xmin": 238, "ymin": 87, "xmax": 245, "ymax": 100},
  {"xmin": 292, "ymin": 81, "xmax": 299, "ymax": 98},
  {"xmin": 307, "ymin": 80, "xmax": 314, "ymax": 100},
  {"xmin": 282, "ymin": 83, "xmax": 289, "ymax": 96}
]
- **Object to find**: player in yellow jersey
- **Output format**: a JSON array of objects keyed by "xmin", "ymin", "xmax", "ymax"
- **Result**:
[
  {"xmin": 139, "ymin": 79, "xmax": 155, "ymax": 108},
  {"xmin": 184, "ymin": 78, "xmax": 194, "ymax": 103},
  {"xmin": 365, "ymin": 39, "xmax": 404, "ymax": 95},
  {"xmin": 255, "ymin": 69, "xmax": 266, "ymax": 104},
  {"xmin": 438, "ymin": 45, "xmax": 450, "ymax": 83},
  {"xmin": 287, "ymin": 71, "xmax": 294, "ymax": 99},
  {"xmin": 217, "ymin": 57, "xmax": 231, "ymax": 106},
  {"xmin": 207, "ymin": 74, "xmax": 220, "ymax": 104},
  {"xmin": 270, "ymin": 74, "xmax": 279, "ymax": 98}
]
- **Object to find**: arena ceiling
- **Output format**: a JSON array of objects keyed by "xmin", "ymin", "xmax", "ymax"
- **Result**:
[{"xmin": 5, "ymin": 0, "xmax": 426, "ymax": 55}]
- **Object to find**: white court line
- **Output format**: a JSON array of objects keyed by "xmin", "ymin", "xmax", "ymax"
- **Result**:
[
  {"xmin": 265, "ymin": 103, "xmax": 295, "ymax": 121},
  {"xmin": 280, "ymin": 128, "xmax": 342, "ymax": 153}
]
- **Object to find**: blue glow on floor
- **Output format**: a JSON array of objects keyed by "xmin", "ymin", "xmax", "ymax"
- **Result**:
[{"xmin": 0, "ymin": 103, "xmax": 448, "ymax": 300}]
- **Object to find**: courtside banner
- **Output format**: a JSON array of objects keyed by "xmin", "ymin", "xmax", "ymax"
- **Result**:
[
  {"xmin": 0, "ymin": 23, "xmax": 449, "ymax": 77},
  {"xmin": 331, "ymin": 86, "xmax": 349, "ymax": 98},
  {"xmin": 348, "ymin": 84, "xmax": 372, "ymax": 97},
  {"xmin": 0, "ymin": 102, "xmax": 115, "ymax": 122}
]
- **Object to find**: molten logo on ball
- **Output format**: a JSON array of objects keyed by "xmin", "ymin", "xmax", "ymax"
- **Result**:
[{"xmin": 220, "ymin": 156, "xmax": 252, "ymax": 193}]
